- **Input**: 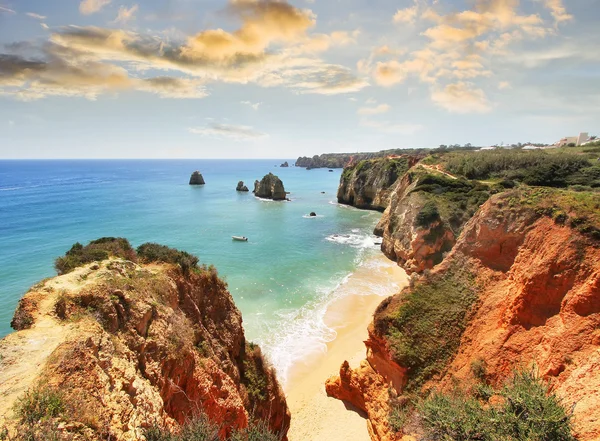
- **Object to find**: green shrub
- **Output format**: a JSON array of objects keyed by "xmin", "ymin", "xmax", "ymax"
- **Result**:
[
  {"xmin": 419, "ymin": 369, "xmax": 575, "ymax": 441},
  {"xmin": 242, "ymin": 342, "xmax": 269, "ymax": 403},
  {"xmin": 145, "ymin": 414, "xmax": 282, "ymax": 441},
  {"xmin": 470, "ymin": 358, "xmax": 487, "ymax": 381},
  {"xmin": 137, "ymin": 243, "xmax": 199, "ymax": 275},
  {"xmin": 415, "ymin": 201, "xmax": 441, "ymax": 227},
  {"xmin": 375, "ymin": 264, "xmax": 479, "ymax": 390},
  {"xmin": 54, "ymin": 237, "xmax": 135, "ymax": 274},
  {"xmin": 14, "ymin": 386, "xmax": 65, "ymax": 426}
]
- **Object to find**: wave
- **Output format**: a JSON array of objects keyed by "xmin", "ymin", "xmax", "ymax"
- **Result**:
[
  {"xmin": 302, "ymin": 214, "xmax": 325, "ymax": 218},
  {"xmin": 325, "ymin": 232, "xmax": 381, "ymax": 249},
  {"xmin": 255, "ymin": 256, "xmax": 400, "ymax": 386}
]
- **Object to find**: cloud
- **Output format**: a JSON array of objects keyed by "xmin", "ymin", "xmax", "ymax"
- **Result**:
[
  {"xmin": 0, "ymin": 0, "xmax": 367, "ymax": 100},
  {"xmin": 26, "ymin": 12, "xmax": 46, "ymax": 20},
  {"xmin": 498, "ymin": 81, "xmax": 511, "ymax": 89},
  {"xmin": 80, "ymin": 0, "xmax": 112, "ymax": 15},
  {"xmin": 112, "ymin": 4, "xmax": 138, "ymax": 24},
  {"xmin": 241, "ymin": 100, "xmax": 261, "ymax": 110},
  {"xmin": 41, "ymin": 23, "xmax": 49, "ymax": 30},
  {"xmin": 359, "ymin": 0, "xmax": 573, "ymax": 112},
  {"xmin": 0, "ymin": 52, "xmax": 206, "ymax": 100},
  {"xmin": 393, "ymin": 4, "xmax": 418, "ymax": 24},
  {"xmin": 0, "ymin": 5, "xmax": 16, "ymax": 14},
  {"xmin": 188, "ymin": 123, "xmax": 268, "ymax": 140},
  {"xmin": 360, "ymin": 119, "xmax": 424, "ymax": 134},
  {"xmin": 541, "ymin": 0, "xmax": 572, "ymax": 24},
  {"xmin": 431, "ymin": 82, "xmax": 491, "ymax": 113},
  {"xmin": 357, "ymin": 103, "xmax": 390, "ymax": 115}
]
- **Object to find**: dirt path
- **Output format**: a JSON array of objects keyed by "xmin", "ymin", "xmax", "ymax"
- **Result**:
[{"xmin": 418, "ymin": 163, "xmax": 458, "ymax": 180}]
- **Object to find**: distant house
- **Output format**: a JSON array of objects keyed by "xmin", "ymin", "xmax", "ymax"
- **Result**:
[
  {"xmin": 522, "ymin": 145, "xmax": 542, "ymax": 150},
  {"xmin": 555, "ymin": 132, "xmax": 590, "ymax": 147}
]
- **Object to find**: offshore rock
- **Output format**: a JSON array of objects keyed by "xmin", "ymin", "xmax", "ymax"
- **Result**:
[
  {"xmin": 254, "ymin": 173, "xmax": 287, "ymax": 200},
  {"xmin": 236, "ymin": 181, "xmax": 249, "ymax": 192},
  {"xmin": 280, "ymin": 161, "xmax": 289, "ymax": 167},
  {"xmin": 189, "ymin": 171, "xmax": 205, "ymax": 185}
]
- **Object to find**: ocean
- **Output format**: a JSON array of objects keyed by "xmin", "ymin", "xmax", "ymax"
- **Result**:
[{"xmin": 0, "ymin": 160, "xmax": 397, "ymax": 383}]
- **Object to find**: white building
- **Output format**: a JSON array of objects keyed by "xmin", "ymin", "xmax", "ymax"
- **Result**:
[{"xmin": 555, "ymin": 132, "xmax": 591, "ymax": 147}]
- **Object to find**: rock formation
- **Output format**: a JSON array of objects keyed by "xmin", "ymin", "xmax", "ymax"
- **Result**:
[
  {"xmin": 253, "ymin": 173, "xmax": 287, "ymax": 200},
  {"xmin": 189, "ymin": 171, "xmax": 205, "ymax": 185},
  {"xmin": 1, "ymin": 246, "xmax": 290, "ymax": 440},
  {"xmin": 327, "ymin": 188, "xmax": 600, "ymax": 441},
  {"xmin": 296, "ymin": 148, "xmax": 428, "ymax": 169},
  {"xmin": 309, "ymin": 212, "xmax": 316, "ymax": 217},
  {"xmin": 337, "ymin": 156, "xmax": 419, "ymax": 212},
  {"xmin": 280, "ymin": 161, "xmax": 289, "ymax": 167},
  {"xmin": 236, "ymin": 181, "xmax": 249, "ymax": 192}
]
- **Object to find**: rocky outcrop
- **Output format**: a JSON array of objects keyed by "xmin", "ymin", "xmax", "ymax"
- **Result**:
[
  {"xmin": 236, "ymin": 181, "xmax": 249, "ymax": 192},
  {"xmin": 327, "ymin": 188, "xmax": 600, "ymax": 441},
  {"xmin": 280, "ymin": 162, "xmax": 289, "ymax": 168},
  {"xmin": 253, "ymin": 173, "xmax": 287, "ymax": 200},
  {"xmin": 337, "ymin": 156, "xmax": 419, "ymax": 212},
  {"xmin": 189, "ymin": 171, "xmax": 205, "ymax": 185},
  {"xmin": 1, "ymin": 256, "xmax": 290, "ymax": 440},
  {"xmin": 374, "ymin": 167, "xmax": 490, "ymax": 274}
]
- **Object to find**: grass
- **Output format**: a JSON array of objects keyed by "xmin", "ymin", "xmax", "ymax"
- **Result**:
[
  {"xmin": 374, "ymin": 263, "xmax": 479, "ymax": 391},
  {"xmin": 242, "ymin": 342, "xmax": 269, "ymax": 403},
  {"xmin": 136, "ymin": 243, "xmax": 200, "ymax": 275},
  {"xmin": 419, "ymin": 369, "xmax": 576, "ymax": 441},
  {"xmin": 14, "ymin": 386, "xmax": 65, "ymax": 426}
]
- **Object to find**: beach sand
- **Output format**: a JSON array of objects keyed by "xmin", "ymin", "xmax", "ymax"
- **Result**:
[{"xmin": 285, "ymin": 254, "xmax": 409, "ymax": 441}]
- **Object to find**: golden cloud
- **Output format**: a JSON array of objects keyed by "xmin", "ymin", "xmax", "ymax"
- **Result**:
[
  {"xmin": 431, "ymin": 82, "xmax": 491, "ymax": 113},
  {"xmin": 79, "ymin": 0, "xmax": 111, "ymax": 15},
  {"xmin": 0, "ymin": 0, "xmax": 367, "ymax": 100},
  {"xmin": 357, "ymin": 103, "xmax": 390, "ymax": 115}
]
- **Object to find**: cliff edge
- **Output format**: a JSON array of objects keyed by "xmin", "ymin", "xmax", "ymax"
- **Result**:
[{"xmin": 0, "ymin": 240, "xmax": 290, "ymax": 440}]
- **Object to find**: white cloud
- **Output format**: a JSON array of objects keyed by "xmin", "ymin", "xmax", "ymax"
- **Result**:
[
  {"xmin": 188, "ymin": 123, "xmax": 268, "ymax": 140},
  {"xmin": 112, "ymin": 4, "xmax": 138, "ymax": 24},
  {"xmin": 357, "ymin": 103, "xmax": 390, "ymax": 115},
  {"xmin": 79, "ymin": 0, "xmax": 111, "ymax": 15},
  {"xmin": 393, "ymin": 4, "xmax": 418, "ymax": 24},
  {"xmin": 41, "ymin": 23, "xmax": 49, "ymax": 30},
  {"xmin": 498, "ymin": 81, "xmax": 511, "ymax": 90},
  {"xmin": 241, "ymin": 101, "xmax": 262, "ymax": 110},
  {"xmin": 26, "ymin": 12, "xmax": 46, "ymax": 20},
  {"xmin": 0, "ymin": 5, "xmax": 16, "ymax": 14}
]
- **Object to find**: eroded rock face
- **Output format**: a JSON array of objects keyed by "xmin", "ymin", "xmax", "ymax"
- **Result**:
[
  {"xmin": 236, "ymin": 181, "xmax": 249, "ymax": 192},
  {"xmin": 327, "ymin": 190, "xmax": 600, "ymax": 441},
  {"xmin": 254, "ymin": 173, "xmax": 286, "ymax": 200},
  {"xmin": 337, "ymin": 156, "xmax": 417, "ymax": 212},
  {"xmin": 1, "ymin": 260, "xmax": 290, "ymax": 440},
  {"xmin": 375, "ymin": 173, "xmax": 455, "ymax": 274},
  {"xmin": 189, "ymin": 171, "xmax": 205, "ymax": 185}
]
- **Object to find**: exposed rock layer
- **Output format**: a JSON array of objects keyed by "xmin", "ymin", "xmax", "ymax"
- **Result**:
[
  {"xmin": 327, "ymin": 189, "xmax": 600, "ymax": 441},
  {"xmin": 1, "ymin": 260, "xmax": 290, "ymax": 440}
]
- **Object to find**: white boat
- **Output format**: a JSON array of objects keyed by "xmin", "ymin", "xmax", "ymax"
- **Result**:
[{"xmin": 232, "ymin": 236, "xmax": 248, "ymax": 242}]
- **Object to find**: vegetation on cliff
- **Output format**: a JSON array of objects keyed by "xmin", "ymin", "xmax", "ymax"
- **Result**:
[
  {"xmin": 418, "ymin": 369, "xmax": 576, "ymax": 441},
  {"xmin": 374, "ymin": 262, "xmax": 480, "ymax": 390}
]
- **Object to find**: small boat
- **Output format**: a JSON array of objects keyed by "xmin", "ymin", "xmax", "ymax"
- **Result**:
[{"xmin": 232, "ymin": 236, "xmax": 248, "ymax": 242}]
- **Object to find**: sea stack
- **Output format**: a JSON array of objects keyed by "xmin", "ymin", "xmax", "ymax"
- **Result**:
[
  {"xmin": 236, "ymin": 181, "xmax": 249, "ymax": 192},
  {"xmin": 254, "ymin": 173, "xmax": 287, "ymax": 200},
  {"xmin": 189, "ymin": 171, "xmax": 205, "ymax": 185},
  {"xmin": 280, "ymin": 161, "xmax": 289, "ymax": 167}
]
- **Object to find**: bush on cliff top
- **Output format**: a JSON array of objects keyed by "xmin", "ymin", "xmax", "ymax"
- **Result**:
[
  {"xmin": 54, "ymin": 237, "xmax": 135, "ymax": 275},
  {"xmin": 419, "ymin": 369, "xmax": 576, "ymax": 441},
  {"xmin": 374, "ymin": 263, "xmax": 479, "ymax": 390},
  {"xmin": 137, "ymin": 242, "xmax": 199, "ymax": 274}
]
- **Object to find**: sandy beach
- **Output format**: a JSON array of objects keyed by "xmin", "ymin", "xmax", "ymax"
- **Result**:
[{"xmin": 285, "ymin": 254, "xmax": 409, "ymax": 441}]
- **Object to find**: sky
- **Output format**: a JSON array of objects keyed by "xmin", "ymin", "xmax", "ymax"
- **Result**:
[{"xmin": 0, "ymin": 0, "xmax": 598, "ymax": 159}]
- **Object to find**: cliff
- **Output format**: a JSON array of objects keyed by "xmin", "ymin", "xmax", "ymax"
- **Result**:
[
  {"xmin": 326, "ymin": 188, "xmax": 600, "ymax": 441},
  {"xmin": 296, "ymin": 149, "xmax": 428, "ymax": 169},
  {"xmin": 336, "ymin": 156, "xmax": 419, "ymax": 212},
  {"xmin": 375, "ymin": 166, "xmax": 492, "ymax": 274},
  {"xmin": 254, "ymin": 173, "xmax": 287, "ymax": 200},
  {"xmin": 1, "ymin": 241, "xmax": 290, "ymax": 440}
]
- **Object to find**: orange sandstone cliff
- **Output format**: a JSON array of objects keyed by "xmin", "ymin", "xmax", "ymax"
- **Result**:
[
  {"xmin": 326, "ymin": 188, "xmax": 600, "ymax": 441},
  {"xmin": 0, "ymin": 258, "xmax": 290, "ymax": 440}
]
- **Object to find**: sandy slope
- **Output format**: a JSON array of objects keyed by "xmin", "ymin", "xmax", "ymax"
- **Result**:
[{"xmin": 285, "ymin": 255, "xmax": 408, "ymax": 441}]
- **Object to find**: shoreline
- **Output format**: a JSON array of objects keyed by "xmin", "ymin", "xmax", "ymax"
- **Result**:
[{"xmin": 284, "ymin": 254, "xmax": 409, "ymax": 441}]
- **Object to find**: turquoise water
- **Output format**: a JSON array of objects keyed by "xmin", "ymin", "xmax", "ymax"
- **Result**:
[{"xmin": 0, "ymin": 160, "xmax": 385, "ymax": 381}]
